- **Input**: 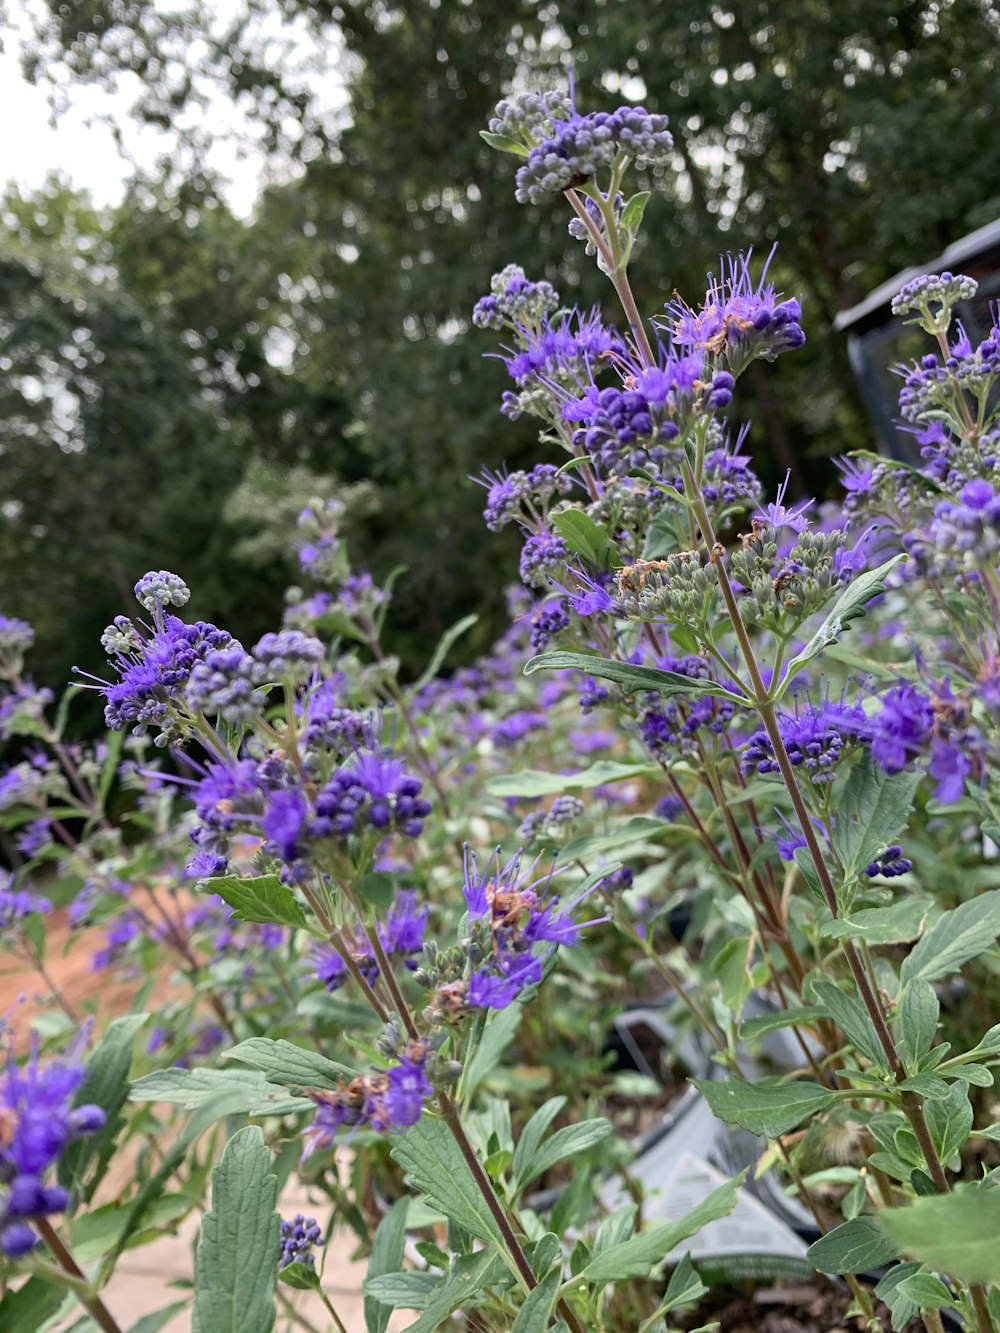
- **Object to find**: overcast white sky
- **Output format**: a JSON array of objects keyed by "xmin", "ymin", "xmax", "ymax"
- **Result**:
[{"xmin": 1, "ymin": 0, "xmax": 348, "ymax": 216}]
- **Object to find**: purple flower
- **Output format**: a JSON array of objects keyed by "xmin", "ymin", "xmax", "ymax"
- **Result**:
[
  {"xmin": 0, "ymin": 1034, "xmax": 107, "ymax": 1257},
  {"xmin": 383, "ymin": 1056, "xmax": 433, "ymax": 1128},
  {"xmin": 514, "ymin": 107, "xmax": 672, "ymax": 206},
  {"xmin": 0, "ymin": 886, "xmax": 52, "ymax": 931},
  {"xmin": 754, "ymin": 472, "xmax": 813, "ymax": 535},
  {"xmin": 870, "ymin": 683, "xmax": 935, "ymax": 774},
  {"xmin": 263, "ymin": 789, "xmax": 310, "ymax": 863},
  {"xmin": 279, "ymin": 1214, "xmax": 323, "ymax": 1269}
]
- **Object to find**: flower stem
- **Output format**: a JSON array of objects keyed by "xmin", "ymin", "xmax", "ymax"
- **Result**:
[{"xmin": 35, "ymin": 1217, "xmax": 125, "ymax": 1333}]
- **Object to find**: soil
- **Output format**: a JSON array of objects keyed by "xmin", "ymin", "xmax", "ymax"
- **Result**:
[{"xmin": 677, "ymin": 1280, "xmax": 929, "ymax": 1332}]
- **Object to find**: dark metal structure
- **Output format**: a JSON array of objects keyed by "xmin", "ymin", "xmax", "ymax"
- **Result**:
[{"xmin": 834, "ymin": 218, "xmax": 1000, "ymax": 458}]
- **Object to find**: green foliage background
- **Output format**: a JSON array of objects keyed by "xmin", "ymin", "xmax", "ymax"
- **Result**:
[{"xmin": 1, "ymin": 0, "xmax": 998, "ymax": 697}]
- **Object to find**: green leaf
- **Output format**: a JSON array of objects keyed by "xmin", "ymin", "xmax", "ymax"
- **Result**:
[
  {"xmin": 130, "ymin": 1067, "xmax": 313, "ymax": 1116},
  {"xmin": 464, "ymin": 1004, "xmax": 522, "ymax": 1099},
  {"xmin": 900, "ymin": 890, "xmax": 1000, "ymax": 986},
  {"xmin": 192, "ymin": 1126, "xmax": 279, "ymax": 1333},
  {"xmin": 278, "ymin": 1262, "xmax": 322, "ymax": 1291},
  {"xmin": 512, "ymin": 1097, "xmax": 566, "ymax": 1194},
  {"xmin": 97, "ymin": 725, "xmax": 125, "ymax": 810},
  {"xmin": 620, "ymin": 190, "xmax": 652, "ymax": 235},
  {"xmin": 777, "ymin": 554, "xmax": 907, "ymax": 688},
  {"xmin": 821, "ymin": 897, "xmax": 936, "ymax": 945},
  {"xmin": 390, "ymin": 1118, "xmax": 505, "ymax": 1250},
  {"xmin": 806, "ymin": 977, "xmax": 889, "ymax": 1072},
  {"xmin": 205, "ymin": 874, "xmax": 311, "ymax": 931},
  {"xmin": 412, "ymin": 613, "xmax": 478, "ymax": 692},
  {"xmin": 924, "ymin": 1083, "xmax": 973, "ymax": 1165},
  {"xmin": 560, "ymin": 817, "xmax": 682, "ymax": 862},
  {"xmin": 579, "ymin": 1174, "xmax": 744, "ymax": 1283},
  {"xmin": 551, "ymin": 509, "xmax": 619, "ymax": 569},
  {"xmin": 896, "ymin": 1272, "xmax": 953, "ymax": 1310},
  {"xmin": 896, "ymin": 981, "xmax": 940, "ymax": 1069},
  {"xmin": 487, "ymin": 760, "xmax": 659, "ymax": 798},
  {"xmin": 879, "ymin": 1187, "xmax": 1000, "ymax": 1283},
  {"xmin": 691, "ymin": 1077, "xmax": 838, "ymax": 1137},
  {"xmin": 364, "ymin": 1272, "xmax": 440, "ymax": 1309},
  {"xmin": 60, "ymin": 1012, "xmax": 148, "ymax": 1197},
  {"xmin": 830, "ymin": 753, "xmax": 922, "ymax": 884},
  {"xmin": 129, "ymin": 1304, "xmax": 191, "ymax": 1333},
  {"xmin": 511, "ymin": 1271, "xmax": 562, "ymax": 1331},
  {"xmin": 512, "ymin": 1116, "xmax": 613, "ymax": 1194},
  {"xmin": 662, "ymin": 1253, "xmax": 708, "ymax": 1313},
  {"xmin": 365, "ymin": 1198, "xmax": 410, "ymax": 1333},
  {"xmin": 224, "ymin": 1038, "xmax": 357, "ymax": 1090},
  {"xmin": 0, "ymin": 1276, "xmax": 67, "ymax": 1332},
  {"xmin": 523, "ymin": 650, "xmax": 738, "ymax": 699},
  {"xmin": 807, "ymin": 1216, "xmax": 902, "ymax": 1274},
  {"xmin": 401, "ymin": 1250, "xmax": 509, "ymax": 1333},
  {"xmin": 874, "ymin": 1262, "xmax": 922, "ymax": 1331},
  {"xmin": 738, "ymin": 1006, "xmax": 826, "ymax": 1042},
  {"xmin": 479, "ymin": 129, "xmax": 530, "ymax": 156}
]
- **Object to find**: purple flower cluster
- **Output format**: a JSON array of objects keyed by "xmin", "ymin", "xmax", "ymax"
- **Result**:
[
  {"xmin": 514, "ymin": 107, "xmax": 673, "ymax": 206},
  {"xmin": 891, "ymin": 271, "xmax": 977, "ymax": 321},
  {"xmin": 519, "ymin": 531, "xmax": 570, "ymax": 588},
  {"xmin": 870, "ymin": 680, "xmax": 983, "ymax": 804},
  {"xmin": 473, "ymin": 264, "xmax": 559, "ymax": 332},
  {"xmin": 459, "ymin": 849, "xmax": 602, "ymax": 1010},
  {"xmin": 563, "ymin": 355, "xmax": 734, "ymax": 478},
  {"xmin": 927, "ymin": 479, "xmax": 1000, "ymax": 564},
  {"xmin": 0, "ymin": 616, "xmax": 35, "ymax": 666},
  {"xmin": 742, "ymin": 699, "xmax": 868, "ymax": 785},
  {"xmin": 304, "ymin": 1046, "xmax": 433, "ymax": 1151},
  {"xmin": 279, "ymin": 1213, "xmax": 323, "ymax": 1269},
  {"xmin": 865, "ymin": 845, "xmax": 912, "ymax": 878},
  {"xmin": 478, "ymin": 464, "xmax": 572, "ymax": 532},
  {"xmin": 666, "ymin": 249, "xmax": 805, "ymax": 372},
  {"xmin": 503, "ymin": 307, "xmax": 622, "ymax": 385},
  {"xmin": 0, "ymin": 876, "xmax": 52, "ymax": 930},
  {"xmin": 313, "ymin": 890, "xmax": 427, "ymax": 992},
  {"xmin": 528, "ymin": 599, "xmax": 570, "ymax": 653},
  {"xmin": 0, "ymin": 1036, "xmax": 107, "ymax": 1258}
]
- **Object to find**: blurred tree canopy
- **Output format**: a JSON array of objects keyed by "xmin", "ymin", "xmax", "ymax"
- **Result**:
[{"xmin": 2, "ymin": 0, "xmax": 998, "ymax": 693}]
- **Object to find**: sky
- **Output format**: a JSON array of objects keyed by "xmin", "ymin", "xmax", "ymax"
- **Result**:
[{"xmin": 1, "ymin": 0, "xmax": 349, "ymax": 217}]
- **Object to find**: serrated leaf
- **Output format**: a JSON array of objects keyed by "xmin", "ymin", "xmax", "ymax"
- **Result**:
[
  {"xmin": 900, "ymin": 890, "xmax": 1000, "ymax": 986},
  {"xmin": 223, "ymin": 1038, "xmax": 357, "ymax": 1090},
  {"xmin": 130, "ymin": 1066, "xmax": 312, "ymax": 1116},
  {"xmin": 412, "ymin": 613, "xmax": 478, "ymax": 692},
  {"xmin": 777, "ymin": 554, "xmax": 907, "ymax": 687},
  {"xmin": 391, "ymin": 1118, "xmax": 505, "ymax": 1250},
  {"xmin": 205, "ymin": 874, "xmax": 311, "ymax": 930},
  {"xmin": 479, "ymin": 129, "xmax": 530, "ymax": 156},
  {"xmin": 487, "ymin": 760, "xmax": 659, "ymax": 798},
  {"xmin": 512, "ymin": 1116, "xmax": 613, "ymax": 1194},
  {"xmin": 60, "ymin": 1013, "xmax": 148, "ymax": 1197},
  {"xmin": 691, "ymin": 1077, "xmax": 838, "ymax": 1137},
  {"xmin": 192, "ymin": 1127, "xmax": 279, "ymax": 1333},
  {"xmin": 831, "ymin": 754, "xmax": 922, "ymax": 884},
  {"xmin": 551, "ymin": 508, "xmax": 619, "ymax": 569},
  {"xmin": 366, "ymin": 1198, "xmax": 410, "ymax": 1333},
  {"xmin": 821, "ymin": 897, "xmax": 936, "ymax": 944},
  {"xmin": 523, "ymin": 650, "xmax": 738, "ymax": 699},
  {"xmin": 511, "ymin": 1271, "xmax": 561, "ymax": 1331},
  {"xmin": 807, "ymin": 1216, "xmax": 901, "ymax": 1274},
  {"xmin": 879, "ymin": 1187, "xmax": 1000, "ymax": 1283},
  {"xmin": 579, "ymin": 1174, "xmax": 744, "ymax": 1283}
]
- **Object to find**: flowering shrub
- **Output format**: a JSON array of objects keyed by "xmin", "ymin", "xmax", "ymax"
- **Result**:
[{"xmin": 2, "ymin": 81, "xmax": 1000, "ymax": 1333}]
